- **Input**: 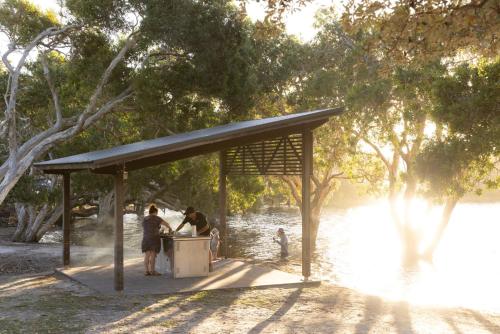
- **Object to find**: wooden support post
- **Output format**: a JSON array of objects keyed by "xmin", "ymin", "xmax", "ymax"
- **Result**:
[
  {"xmin": 62, "ymin": 172, "xmax": 71, "ymax": 267},
  {"xmin": 219, "ymin": 151, "xmax": 228, "ymax": 258},
  {"xmin": 114, "ymin": 169, "xmax": 124, "ymax": 291},
  {"xmin": 302, "ymin": 129, "xmax": 313, "ymax": 279}
]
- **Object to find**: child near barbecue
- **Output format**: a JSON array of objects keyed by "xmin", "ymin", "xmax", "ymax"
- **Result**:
[
  {"xmin": 210, "ymin": 227, "xmax": 220, "ymax": 260},
  {"xmin": 273, "ymin": 228, "xmax": 288, "ymax": 258}
]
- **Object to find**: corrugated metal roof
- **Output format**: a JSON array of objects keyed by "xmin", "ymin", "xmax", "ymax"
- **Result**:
[{"xmin": 34, "ymin": 107, "xmax": 343, "ymax": 173}]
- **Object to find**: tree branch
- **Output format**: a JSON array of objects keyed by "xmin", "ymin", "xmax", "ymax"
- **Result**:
[
  {"xmin": 40, "ymin": 54, "xmax": 63, "ymax": 126},
  {"xmin": 311, "ymin": 174, "xmax": 321, "ymax": 188},
  {"xmin": 73, "ymin": 32, "xmax": 138, "ymax": 133},
  {"xmin": 281, "ymin": 175, "xmax": 302, "ymax": 208},
  {"xmin": 2, "ymin": 25, "xmax": 77, "ymax": 172},
  {"xmin": 361, "ymin": 136, "xmax": 391, "ymax": 170},
  {"xmin": 81, "ymin": 87, "xmax": 133, "ymax": 129}
]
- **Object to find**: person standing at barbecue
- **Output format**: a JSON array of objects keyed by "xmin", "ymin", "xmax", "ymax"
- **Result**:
[
  {"xmin": 142, "ymin": 205, "xmax": 172, "ymax": 276},
  {"xmin": 176, "ymin": 206, "xmax": 214, "ymax": 270},
  {"xmin": 175, "ymin": 206, "xmax": 211, "ymax": 236}
]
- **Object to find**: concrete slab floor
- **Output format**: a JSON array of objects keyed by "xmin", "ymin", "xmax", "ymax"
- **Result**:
[{"xmin": 56, "ymin": 258, "xmax": 319, "ymax": 295}]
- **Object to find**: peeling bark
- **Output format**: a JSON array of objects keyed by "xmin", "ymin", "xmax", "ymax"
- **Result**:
[
  {"xmin": 35, "ymin": 204, "xmax": 63, "ymax": 241},
  {"xmin": 0, "ymin": 27, "xmax": 137, "ymax": 206},
  {"xmin": 12, "ymin": 203, "xmax": 27, "ymax": 242},
  {"xmin": 23, "ymin": 204, "xmax": 49, "ymax": 242}
]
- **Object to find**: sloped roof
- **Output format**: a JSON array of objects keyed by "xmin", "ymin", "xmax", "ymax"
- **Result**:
[{"xmin": 34, "ymin": 107, "xmax": 343, "ymax": 174}]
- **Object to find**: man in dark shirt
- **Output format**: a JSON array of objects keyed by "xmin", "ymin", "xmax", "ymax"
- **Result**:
[{"xmin": 176, "ymin": 206, "xmax": 211, "ymax": 236}]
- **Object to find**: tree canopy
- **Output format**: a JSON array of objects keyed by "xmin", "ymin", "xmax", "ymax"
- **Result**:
[{"xmin": 1, "ymin": 0, "xmax": 498, "ymax": 254}]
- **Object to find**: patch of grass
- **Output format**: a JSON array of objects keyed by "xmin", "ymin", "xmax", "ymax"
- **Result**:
[
  {"xmin": 185, "ymin": 290, "xmax": 218, "ymax": 303},
  {"xmin": 0, "ymin": 315, "xmax": 87, "ymax": 333},
  {"xmin": 160, "ymin": 319, "xmax": 178, "ymax": 328},
  {"xmin": 0, "ymin": 319, "xmax": 22, "ymax": 333},
  {"xmin": 0, "ymin": 292, "xmax": 121, "ymax": 333},
  {"xmin": 141, "ymin": 295, "xmax": 180, "ymax": 312}
]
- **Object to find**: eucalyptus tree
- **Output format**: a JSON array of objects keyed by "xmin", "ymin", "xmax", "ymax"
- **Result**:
[
  {"xmin": 337, "ymin": 1, "xmax": 499, "ymax": 262},
  {"xmin": 0, "ymin": 0, "xmax": 287, "ymax": 241},
  {"xmin": 0, "ymin": 0, "xmax": 139, "ymax": 206},
  {"xmin": 311, "ymin": 5, "xmax": 499, "ymax": 262},
  {"xmin": 245, "ymin": 10, "xmax": 383, "ymax": 250},
  {"xmin": 341, "ymin": 0, "xmax": 499, "ymax": 65},
  {"xmin": 285, "ymin": 8, "xmax": 449, "ymax": 261},
  {"xmin": 416, "ymin": 58, "xmax": 500, "ymax": 259}
]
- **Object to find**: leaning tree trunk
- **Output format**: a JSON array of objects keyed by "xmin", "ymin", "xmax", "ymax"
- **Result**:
[
  {"xmin": 422, "ymin": 196, "xmax": 459, "ymax": 261},
  {"xmin": 12, "ymin": 203, "xmax": 27, "ymax": 242},
  {"xmin": 35, "ymin": 203, "xmax": 63, "ymax": 241},
  {"xmin": 12, "ymin": 203, "xmax": 52, "ymax": 242},
  {"xmin": 22, "ymin": 204, "xmax": 49, "ymax": 242}
]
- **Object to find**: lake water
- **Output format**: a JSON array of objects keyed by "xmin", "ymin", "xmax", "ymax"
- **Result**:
[{"xmin": 43, "ymin": 200, "xmax": 500, "ymax": 312}]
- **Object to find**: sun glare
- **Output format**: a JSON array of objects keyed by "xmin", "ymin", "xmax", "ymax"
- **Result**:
[{"xmin": 321, "ymin": 199, "xmax": 500, "ymax": 312}]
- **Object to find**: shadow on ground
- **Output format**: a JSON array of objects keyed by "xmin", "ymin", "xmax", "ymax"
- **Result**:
[{"xmin": 2, "ymin": 271, "xmax": 500, "ymax": 333}]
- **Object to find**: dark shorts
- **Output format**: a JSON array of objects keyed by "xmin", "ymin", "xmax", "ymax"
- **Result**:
[{"xmin": 142, "ymin": 237, "xmax": 161, "ymax": 253}]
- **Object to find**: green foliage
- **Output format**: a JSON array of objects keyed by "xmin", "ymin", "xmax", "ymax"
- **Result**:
[
  {"xmin": 227, "ymin": 176, "xmax": 266, "ymax": 213},
  {"xmin": 139, "ymin": 0, "xmax": 258, "ymax": 118},
  {"xmin": 5, "ymin": 174, "xmax": 60, "ymax": 206},
  {"xmin": 66, "ymin": 0, "xmax": 135, "ymax": 31},
  {"xmin": 417, "ymin": 58, "xmax": 500, "ymax": 199},
  {"xmin": 0, "ymin": 0, "xmax": 59, "ymax": 44},
  {"xmin": 431, "ymin": 59, "xmax": 500, "ymax": 145},
  {"xmin": 1, "ymin": 0, "xmax": 302, "ymax": 213},
  {"xmin": 0, "ymin": 0, "xmax": 277, "ymax": 214},
  {"xmin": 341, "ymin": 0, "xmax": 500, "ymax": 64},
  {"xmin": 416, "ymin": 139, "xmax": 497, "ymax": 199}
]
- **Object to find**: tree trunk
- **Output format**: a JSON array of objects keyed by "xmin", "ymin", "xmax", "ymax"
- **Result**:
[
  {"xmin": 401, "ymin": 173, "xmax": 420, "ymax": 265},
  {"xmin": 0, "ymin": 29, "xmax": 136, "ymax": 207},
  {"xmin": 310, "ymin": 207, "xmax": 321, "ymax": 251},
  {"xmin": 388, "ymin": 172, "xmax": 402, "ymax": 235},
  {"xmin": 136, "ymin": 202, "xmax": 145, "ymax": 219},
  {"xmin": 35, "ymin": 204, "xmax": 63, "ymax": 241},
  {"xmin": 12, "ymin": 203, "xmax": 27, "ymax": 242},
  {"xmin": 23, "ymin": 204, "xmax": 49, "ymax": 242},
  {"xmin": 282, "ymin": 173, "xmax": 337, "ymax": 253},
  {"xmin": 422, "ymin": 196, "xmax": 458, "ymax": 260},
  {"xmin": 98, "ymin": 190, "xmax": 115, "ymax": 226}
]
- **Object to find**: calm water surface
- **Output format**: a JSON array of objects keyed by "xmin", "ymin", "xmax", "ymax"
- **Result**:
[{"xmin": 43, "ymin": 201, "xmax": 500, "ymax": 312}]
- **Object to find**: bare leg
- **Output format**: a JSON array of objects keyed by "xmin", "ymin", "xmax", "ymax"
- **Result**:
[
  {"xmin": 215, "ymin": 243, "xmax": 220, "ymax": 260},
  {"xmin": 147, "ymin": 251, "xmax": 153, "ymax": 273},
  {"xmin": 151, "ymin": 253, "xmax": 157, "ymax": 273},
  {"xmin": 209, "ymin": 250, "xmax": 213, "ymax": 272},
  {"xmin": 144, "ymin": 252, "xmax": 149, "ymax": 274}
]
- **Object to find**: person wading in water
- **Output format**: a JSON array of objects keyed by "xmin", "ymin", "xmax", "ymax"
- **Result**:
[{"xmin": 142, "ymin": 205, "xmax": 172, "ymax": 276}]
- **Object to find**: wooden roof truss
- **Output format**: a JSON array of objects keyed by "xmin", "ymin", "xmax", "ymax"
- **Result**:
[{"xmin": 222, "ymin": 134, "xmax": 303, "ymax": 176}]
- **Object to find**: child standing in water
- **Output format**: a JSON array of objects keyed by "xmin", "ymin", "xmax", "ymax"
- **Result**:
[{"xmin": 273, "ymin": 228, "xmax": 289, "ymax": 258}]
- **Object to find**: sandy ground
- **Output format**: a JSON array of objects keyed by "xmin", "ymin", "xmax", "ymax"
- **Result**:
[{"xmin": 1, "ymin": 228, "xmax": 500, "ymax": 334}]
